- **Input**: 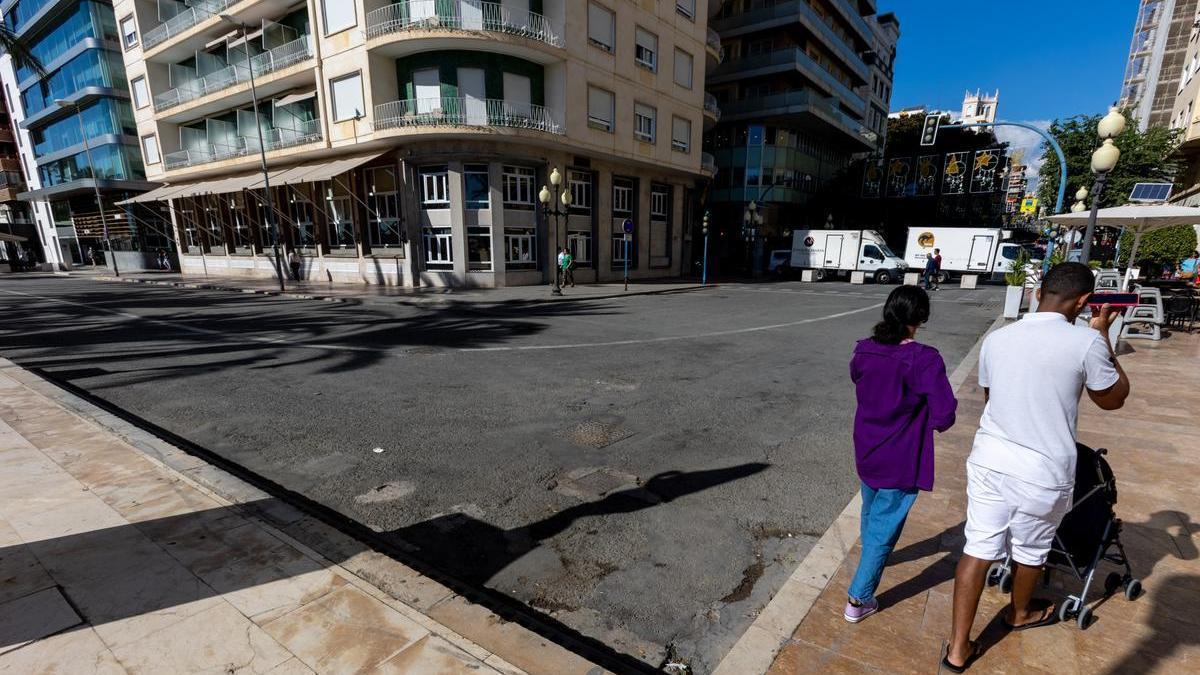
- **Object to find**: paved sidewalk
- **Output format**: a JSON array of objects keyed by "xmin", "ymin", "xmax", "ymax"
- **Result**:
[
  {"xmin": 767, "ymin": 331, "xmax": 1200, "ymax": 674},
  {"xmin": 0, "ymin": 359, "xmax": 604, "ymax": 674},
  {"xmin": 68, "ymin": 270, "xmax": 706, "ymax": 306}
]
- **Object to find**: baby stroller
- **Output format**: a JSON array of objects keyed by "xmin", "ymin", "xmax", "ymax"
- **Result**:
[{"xmin": 984, "ymin": 443, "xmax": 1142, "ymax": 629}]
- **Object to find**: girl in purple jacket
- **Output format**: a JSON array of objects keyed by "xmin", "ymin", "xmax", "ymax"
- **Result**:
[{"xmin": 843, "ymin": 285, "xmax": 957, "ymax": 623}]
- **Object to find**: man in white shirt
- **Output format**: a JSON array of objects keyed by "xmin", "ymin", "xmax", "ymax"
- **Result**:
[{"xmin": 944, "ymin": 263, "xmax": 1129, "ymax": 672}]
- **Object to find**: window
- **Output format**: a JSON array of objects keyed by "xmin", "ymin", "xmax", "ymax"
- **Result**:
[
  {"xmin": 330, "ymin": 72, "xmax": 364, "ymax": 122},
  {"xmin": 671, "ymin": 116, "xmax": 691, "ymax": 153},
  {"xmin": 569, "ymin": 170, "xmax": 592, "ymax": 212},
  {"xmin": 634, "ymin": 103, "xmax": 656, "ymax": 143},
  {"xmin": 651, "ymin": 187, "xmax": 669, "ymax": 220},
  {"xmin": 863, "ymin": 244, "xmax": 883, "ymax": 261},
  {"xmin": 612, "ymin": 232, "xmax": 630, "ymax": 262},
  {"xmin": 424, "ymin": 227, "xmax": 453, "ymax": 266},
  {"xmin": 464, "ymin": 164, "xmax": 489, "ymax": 209},
  {"xmin": 587, "ymin": 86, "xmax": 614, "ymax": 132},
  {"xmin": 131, "ymin": 76, "xmax": 149, "ymax": 109},
  {"xmin": 327, "ymin": 195, "xmax": 356, "ymax": 250},
  {"xmin": 635, "ymin": 28, "xmax": 657, "ymax": 71},
  {"xmin": 568, "ymin": 232, "xmax": 591, "ymax": 264},
  {"xmin": 120, "ymin": 15, "xmax": 137, "ymax": 49},
  {"xmin": 505, "ymin": 228, "xmax": 536, "ymax": 267},
  {"xmin": 674, "ymin": 49, "xmax": 694, "ymax": 89},
  {"xmin": 420, "ymin": 166, "xmax": 449, "ymax": 207},
  {"xmin": 613, "ymin": 178, "xmax": 633, "ymax": 214},
  {"xmin": 141, "ymin": 134, "xmax": 160, "ymax": 165},
  {"xmin": 676, "ymin": 0, "xmax": 696, "ymax": 19},
  {"xmin": 322, "ymin": 0, "xmax": 357, "ymax": 35},
  {"xmin": 502, "ymin": 165, "xmax": 535, "ymax": 206},
  {"xmin": 365, "ymin": 167, "xmax": 402, "ymax": 247},
  {"xmin": 588, "ymin": 2, "xmax": 615, "ymax": 53},
  {"xmin": 468, "ymin": 227, "xmax": 492, "ymax": 270}
]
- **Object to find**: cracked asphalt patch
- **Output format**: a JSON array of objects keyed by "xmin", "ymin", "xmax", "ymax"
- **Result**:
[{"xmin": 0, "ymin": 277, "xmax": 1001, "ymax": 672}]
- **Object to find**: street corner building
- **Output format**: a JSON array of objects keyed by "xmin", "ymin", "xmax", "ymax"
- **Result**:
[{"xmin": 108, "ymin": 0, "xmax": 712, "ymax": 287}]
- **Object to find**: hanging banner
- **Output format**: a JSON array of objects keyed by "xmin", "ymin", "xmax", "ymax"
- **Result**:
[
  {"xmin": 942, "ymin": 152, "xmax": 969, "ymax": 195},
  {"xmin": 916, "ymin": 155, "xmax": 940, "ymax": 196},
  {"xmin": 886, "ymin": 157, "xmax": 912, "ymax": 197},
  {"xmin": 861, "ymin": 157, "xmax": 884, "ymax": 198},
  {"xmin": 970, "ymin": 149, "xmax": 1003, "ymax": 193}
]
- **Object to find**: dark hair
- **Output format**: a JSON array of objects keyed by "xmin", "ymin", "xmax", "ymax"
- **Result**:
[
  {"xmin": 872, "ymin": 286, "xmax": 931, "ymax": 344},
  {"xmin": 1041, "ymin": 262, "xmax": 1095, "ymax": 300}
]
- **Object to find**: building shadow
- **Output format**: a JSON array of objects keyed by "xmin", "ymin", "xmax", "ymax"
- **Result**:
[{"xmin": 1102, "ymin": 573, "xmax": 1200, "ymax": 674}]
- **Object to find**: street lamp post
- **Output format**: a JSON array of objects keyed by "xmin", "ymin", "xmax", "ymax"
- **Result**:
[
  {"xmin": 1080, "ymin": 107, "xmax": 1127, "ymax": 262},
  {"xmin": 743, "ymin": 200, "xmax": 763, "ymax": 278},
  {"xmin": 701, "ymin": 210, "xmax": 710, "ymax": 286},
  {"xmin": 538, "ymin": 167, "xmax": 572, "ymax": 296},
  {"xmin": 220, "ymin": 15, "xmax": 284, "ymax": 291},
  {"xmin": 55, "ymin": 99, "xmax": 117, "ymax": 276}
]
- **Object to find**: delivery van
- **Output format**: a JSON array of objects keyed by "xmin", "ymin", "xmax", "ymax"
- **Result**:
[
  {"xmin": 785, "ymin": 229, "xmax": 908, "ymax": 283},
  {"xmin": 904, "ymin": 227, "xmax": 1024, "ymax": 282}
]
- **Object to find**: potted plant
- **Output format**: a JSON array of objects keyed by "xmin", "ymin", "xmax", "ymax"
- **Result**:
[{"xmin": 1003, "ymin": 248, "xmax": 1032, "ymax": 318}]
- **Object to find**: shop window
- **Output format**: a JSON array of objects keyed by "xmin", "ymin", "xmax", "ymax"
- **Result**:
[
  {"xmin": 366, "ymin": 166, "xmax": 403, "ymax": 248},
  {"xmin": 468, "ymin": 226, "xmax": 492, "ymax": 270}
]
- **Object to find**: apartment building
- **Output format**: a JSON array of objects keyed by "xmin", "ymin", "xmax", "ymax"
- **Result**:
[
  {"xmin": 1119, "ymin": 0, "xmax": 1199, "ymax": 131},
  {"xmin": 0, "ymin": 83, "xmax": 36, "ymax": 264},
  {"xmin": 704, "ymin": 0, "xmax": 896, "ymax": 272},
  {"xmin": 0, "ymin": 0, "xmax": 160, "ymax": 269},
  {"xmin": 115, "ymin": 0, "xmax": 710, "ymax": 287}
]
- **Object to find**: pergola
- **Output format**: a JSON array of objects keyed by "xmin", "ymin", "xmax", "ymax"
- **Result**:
[{"xmin": 1048, "ymin": 203, "xmax": 1200, "ymax": 287}]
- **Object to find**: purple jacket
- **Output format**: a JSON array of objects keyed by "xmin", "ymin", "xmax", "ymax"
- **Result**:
[{"xmin": 850, "ymin": 339, "xmax": 957, "ymax": 491}]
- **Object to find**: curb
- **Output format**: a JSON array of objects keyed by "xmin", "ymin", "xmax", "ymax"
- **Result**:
[
  {"xmin": 712, "ymin": 313, "xmax": 1008, "ymax": 675},
  {"xmin": 89, "ymin": 274, "xmax": 710, "ymax": 307}
]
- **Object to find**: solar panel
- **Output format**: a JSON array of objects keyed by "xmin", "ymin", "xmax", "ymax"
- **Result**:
[{"xmin": 1129, "ymin": 182, "xmax": 1173, "ymax": 203}]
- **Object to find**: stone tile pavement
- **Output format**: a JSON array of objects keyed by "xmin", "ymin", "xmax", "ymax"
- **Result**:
[
  {"xmin": 0, "ymin": 359, "xmax": 606, "ymax": 674},
  {"xmin": 768, "ymin": 330, "xmax": 1200, "ymax": 674}
]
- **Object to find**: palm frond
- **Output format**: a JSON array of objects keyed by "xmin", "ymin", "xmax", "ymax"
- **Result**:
[{"xmin": 0, "ymin": 25, "xmax": 47, "ymax": 82}]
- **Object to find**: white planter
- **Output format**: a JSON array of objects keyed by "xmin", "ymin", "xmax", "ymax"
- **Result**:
[
  {"xmin": 1003, "ymin": 285, "xmax": 1023, "ymax": 318},
  {"xmin": 1028, "ymin": 284, "xmax": 1041, "ymax": 313}
]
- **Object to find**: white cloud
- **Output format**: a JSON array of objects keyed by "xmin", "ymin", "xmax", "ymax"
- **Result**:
[{"xmin": 993, "ymin": 119, "xmax": 1052, "ymax": 195}]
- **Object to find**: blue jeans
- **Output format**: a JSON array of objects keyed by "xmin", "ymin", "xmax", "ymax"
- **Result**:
[{"xmin": 847, "ymin": 482, "xmax": 919, "ymax": 603}]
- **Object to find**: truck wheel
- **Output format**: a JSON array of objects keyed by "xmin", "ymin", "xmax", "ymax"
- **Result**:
[
  {"xmin": 874, "ymin": 270, "xmax": 892, "ymax": 284},
  {"xmin": 937, "ymin": 271, "xmax": 950, "ymax": 284}
]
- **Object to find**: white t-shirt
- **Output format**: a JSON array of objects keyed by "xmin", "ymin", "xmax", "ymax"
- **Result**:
[{"xmin": 969, "ymin": 312, "xmax": 1120, "ymax": 489}]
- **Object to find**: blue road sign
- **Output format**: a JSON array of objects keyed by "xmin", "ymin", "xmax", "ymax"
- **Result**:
[{"xmin": 622, "ymin": 218, "xmax": 634, "ymax": 234}]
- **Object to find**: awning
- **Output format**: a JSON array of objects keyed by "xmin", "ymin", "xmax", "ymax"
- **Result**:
[
  {"xmin": 244, "ymin": 151, "xmax": 384, "ymax": 189},
  {"xmin": 275, "ymin": 90, "xmax": 317, "ymax": 107},
  {"xmin": 117, "ymin": 184, "xmax": 179, "ymax": 205}
]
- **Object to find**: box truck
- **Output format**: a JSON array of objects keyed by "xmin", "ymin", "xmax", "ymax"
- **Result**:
[
  {"xmin": 779, "ymin": 229, "xmax": 908, "ymax": 283},
  {"xmin": 903, "ymin": 227, "xmax": 1024, "ymax": 282}
]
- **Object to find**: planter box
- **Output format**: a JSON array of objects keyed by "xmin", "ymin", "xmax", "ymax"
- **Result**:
[{"xmin": 1003, "ymin": 285, "xmax": 1023, "ymax": 318}]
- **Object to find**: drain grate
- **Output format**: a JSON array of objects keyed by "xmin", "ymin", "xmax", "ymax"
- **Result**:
[{"xmin": 560, "ymin": 420, "xmax": 630, "ymax": 449}]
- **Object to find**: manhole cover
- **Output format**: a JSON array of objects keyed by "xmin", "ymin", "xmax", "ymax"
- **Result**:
[
  {"xmin": 552, "ymin": 467, "xmax": 640, "ymax": 500},
  {"xmin": 560, "ymin": 420, "xmax": 630, "ymax": 448}
]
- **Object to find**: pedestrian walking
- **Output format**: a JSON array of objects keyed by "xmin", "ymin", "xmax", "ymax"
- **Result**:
[
  {"xmin": 933, "ymin": 248, "xmax": 943, "ymax": 290},
  {"xmin": 556, "ymin": 247, "xmax": 566, "ymax": 286},
  {"xmin": 289, "ymin": 250, "xmax": 302, "ymax": 281},
  {"xmin": 943, "ymin": 262, "xmax": 1129, "ymax": 672},
  {"xmin": 844, "ymin": 285, "xmax": 957, "ymax": 623},
  {"xmin": 923, "ymin": 253, "xmax": 936, "ymax": 290},
  {"xmin": 156, "ymin": 248, "xmax": 169, "ymax": 271},
  {"xmin": 562, "ymin": 248, "xmax": 575, "ymax": 287}
]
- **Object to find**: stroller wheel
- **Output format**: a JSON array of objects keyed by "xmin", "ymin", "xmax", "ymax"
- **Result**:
[
  {"xmin": 1076, "ymin": 605, "xmax": 1094, "ymax": 630},
  {"xmin": 1124, "ymin": 579, "xmax": 1142, "ymax": 601},
  {"xmin": 1059, "ymin": 596, "xmax": 1080, "ymax": 622},
  {"xmin": 986, "ymin": 562, "xmax": 1006, "ymax": 587},
  {"xmin": 1104, "ymin": 572, "xmax": 1124, "ymax": 595},
  {"xmin": 998, "ymin": 570, "xmax": 1013, "ymax": 594}
]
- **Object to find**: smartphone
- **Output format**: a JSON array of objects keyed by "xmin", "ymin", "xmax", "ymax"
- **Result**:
[{"xmin": 1086, "ymin": 293, "xmax": 1139, "ymax": 308}]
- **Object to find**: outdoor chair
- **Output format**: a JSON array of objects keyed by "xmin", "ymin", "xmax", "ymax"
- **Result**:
[
  {"xmin": 1094, "ymin": 271, "xmax": 1120, "ymax": 291},
  {"xmin": 1121, "ymin": 286, "xmax": 1165, "ymax": 341},
  {"xmin": 1163, "ymin": 293, "xmax": 1196, "ymax": 332}
]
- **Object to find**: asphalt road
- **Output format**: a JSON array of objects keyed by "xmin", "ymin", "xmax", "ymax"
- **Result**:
[{"xmin": 0, "ymin": 276, "xmax": 1002, "ymax": 671}]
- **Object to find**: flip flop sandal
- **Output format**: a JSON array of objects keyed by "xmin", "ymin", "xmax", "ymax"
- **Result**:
[
  {"xmin": 1002, "ymin": 601, "xmax": 1059, "ymax": 631},
  {"xmin": 941, "ymin": 641, "xmax": 981, "ymax": 673}
]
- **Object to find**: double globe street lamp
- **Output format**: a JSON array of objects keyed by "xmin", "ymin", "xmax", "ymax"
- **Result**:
[
  {"xmin": 539, "ymin": 167, "xmax": 572, "ymax": 296},
  {"xmin": 1080, "ymin": 107, "xmax": 1127, "ymax": 262}
]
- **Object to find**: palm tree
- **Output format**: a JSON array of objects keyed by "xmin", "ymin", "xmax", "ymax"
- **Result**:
[{"xmin": 0, "ymin": 23, "xmax": 47, "ymax": 80}]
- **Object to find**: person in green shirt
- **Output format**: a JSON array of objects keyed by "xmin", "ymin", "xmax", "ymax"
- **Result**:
[{"xmin": 561, "ymin": 249, "xmax": 575, "ymax": 287}]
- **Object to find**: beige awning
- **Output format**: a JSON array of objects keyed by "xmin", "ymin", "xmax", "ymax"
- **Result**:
[{"xmin": 116, "ymin": 184, "xmax": 177, "ymax": 205}]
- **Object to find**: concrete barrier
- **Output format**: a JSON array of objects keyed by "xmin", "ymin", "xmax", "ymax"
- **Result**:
[
  {"xmin": 904, "ymin": 272, "xmax": 920, "ymax": 286},
  {"xmin": 850, "ymin": 271, "xmax": 866, "ymax": 285},
  {"xmin": 801, "ymin": 269, "xmax": 815, "ymax": 282},
  {"xmin": 960, "ymin": 274, "xmax": 978, "ymax": 289}
]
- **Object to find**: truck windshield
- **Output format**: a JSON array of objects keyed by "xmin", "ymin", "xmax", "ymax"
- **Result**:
[{"xmin": 878, "ymin": 244, "xmax": 897, "ymax": 258}]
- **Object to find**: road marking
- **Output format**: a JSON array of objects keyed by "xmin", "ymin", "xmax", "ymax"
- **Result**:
[{"xmin": 1, "ymin": 287, "xmax": 882, "ymax": 356}]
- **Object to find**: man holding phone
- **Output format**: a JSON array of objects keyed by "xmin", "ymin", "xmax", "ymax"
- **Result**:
[{"xmin": 944, "ymin": 262, "xmax": 1130, "ymax": 672}]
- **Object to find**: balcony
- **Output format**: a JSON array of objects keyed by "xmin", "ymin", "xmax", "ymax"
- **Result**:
[
  {"xmin": 701, "ymin": 152, "xmax": 716, "ymax": 176},
  {"xmin": 706, "ymin": 28, "xmax": 723, "ymax": 64},
  {"xmin": 153, "ymin": 36, "xmax": 313, "ymax": 112},
  {"xmin": 708, "ymin": 47, "xmax": 866, "ymax": 114},
  {"xmin": 710, "ymin": 0, "xmax": 869, "ymax": 83},
  {"xmin": 703, "ymin": 93, "xmax": 721, "ymax": 124},
  {"xmin": 366, "ymin": 1, "xmax": 564, "ymax": 49},
  {"xmin": 373, "ymin": 97, "xmax": 562, "ymax": 135},
  {"xmin": 719, "ymin": 89, "xmax": 874, "ymax": 147},
  {"xmin": 142, "ymin": 0, "xmax": 234, "ymax": 51},
  {"xmin": 162, "ymin": 119, "xmax": 322, "ymax": 170}
]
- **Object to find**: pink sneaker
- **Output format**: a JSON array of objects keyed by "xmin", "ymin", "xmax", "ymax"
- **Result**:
[{"xmin": 843, "ymin": 598, "xmax": 879, "ymax": 623}]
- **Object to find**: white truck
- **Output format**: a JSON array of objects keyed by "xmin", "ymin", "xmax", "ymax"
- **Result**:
[
  {"xmin": 776, "ymin": 229, "xmax": 908, "ymax": 283},
  {"xmin": 903, "ymin": 227, "xmax": 1024, "ymax": 283}
]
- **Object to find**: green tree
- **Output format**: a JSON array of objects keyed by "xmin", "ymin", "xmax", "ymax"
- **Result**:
[
  {"xmin": 1117, "ymin": 225, "xmax": 1198, "ymax": 265},
  {"xmin": 1037, "ymin": 110, "xmax": 1182, "ymax": 212},
  {"xmin": 0, "ymin": 26, "xmax": 46, "ymax": 79}
]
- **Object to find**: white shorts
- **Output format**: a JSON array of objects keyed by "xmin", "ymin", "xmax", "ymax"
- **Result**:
[{"xmin": 963, "ymin": 462, "xmax": 1073, "ymax": 566}]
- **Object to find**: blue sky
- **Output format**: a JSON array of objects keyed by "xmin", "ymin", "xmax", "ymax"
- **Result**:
[{"xmin": 878, "ymin": 0, "xmax": 1138, "ymax": 187}]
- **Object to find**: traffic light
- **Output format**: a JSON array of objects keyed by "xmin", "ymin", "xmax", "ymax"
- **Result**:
[{"xmin": 920, "ymin": 114, "xmax": 940, "ymax": 146}]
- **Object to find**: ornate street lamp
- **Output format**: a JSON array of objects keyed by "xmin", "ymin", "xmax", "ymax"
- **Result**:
[
  {"xmin": 1080, "ymin": 107, "xmax": 1126, "ymax": 261},
  {"xmin": 539, "ymin": 167, "xmax": 572, "ymax": 296},
  {"xmin": 701, "ymin": 210, "xmax": 710, "ymax": 286}
]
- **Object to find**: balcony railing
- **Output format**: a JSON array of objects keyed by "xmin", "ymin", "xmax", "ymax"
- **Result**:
[
  {"xmin": 711, "ymin": 48, "xmax": 866, "ymax": 113},
  {"xmin": 154, "ymin": 36, "xmax": 314, "ymax": 112},
  {"xmin": 365, "ymin": 0, "xmax": 564, "ymax": 48},
  {"xmin": 373, "ymin": 97, "xmax": 562, "ymax": 134},
  {"xmin": 703, "ymin": 93, "xmax": 721, "ymax": 121},
  {"xmin": 706, "ymin": 28, "xmax": 723, "ymax": 63},
  {"xmin": 719, "ymin": 89, "xmax": 872, "ymax": 142},
  {"xmin": 701, "ymin": 152, "xmax": 716, "ymax": 175},
  {"xmin": 162, "ymin": 119, "xmax": 322, "ymax": 170},
  {"xmin": 142, "ymin": 0, "xmax": 234, "ymax": 50},
  {"xmin": 710, "ymin": 0, "xmax": 869, "ymax": 82}
]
